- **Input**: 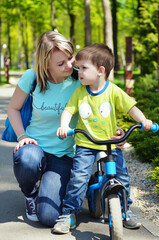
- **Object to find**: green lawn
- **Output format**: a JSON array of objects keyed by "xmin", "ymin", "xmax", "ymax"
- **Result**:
[{"xmin": 0, "ymin": 76, "xmax": 8, "ymax": 86}]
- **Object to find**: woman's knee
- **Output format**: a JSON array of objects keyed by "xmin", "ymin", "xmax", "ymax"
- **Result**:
[
  {"xmin": 37, "ymin": 201, "xmax": 60, "ymax": 227},
  {"xmin": 13, "ymin": 144, "xmax": 45, "ymax": 170}
]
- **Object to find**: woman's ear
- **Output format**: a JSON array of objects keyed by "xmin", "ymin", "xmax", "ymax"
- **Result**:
[{"xmin": 98, "ymin": 66, "xmax": 105, "ymax": 76}]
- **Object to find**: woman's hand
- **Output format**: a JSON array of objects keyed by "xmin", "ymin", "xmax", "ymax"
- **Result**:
[
  {"xmin": 110, "ymin": 128, "xmax": 126, "ymax": 149},
  {"xmin": 14, "ymin": 137, "xmax": 38, "ymax": 153}
]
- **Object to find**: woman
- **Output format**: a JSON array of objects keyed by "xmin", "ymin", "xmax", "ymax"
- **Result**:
[{"xmin": 7, "ymin": 31, "xmax": 138, "ymax": 229}]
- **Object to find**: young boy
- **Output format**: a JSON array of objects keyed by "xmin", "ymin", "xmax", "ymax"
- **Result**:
[{"xmin": 54, "ymin": 43, "xmax": 152, "ymax": 233}]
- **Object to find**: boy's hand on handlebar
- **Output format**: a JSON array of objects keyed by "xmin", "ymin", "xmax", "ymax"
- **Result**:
[
  {"xmin": 110, "ymin": 128, "xmax": 126, "ymax": 149},
  {"xmin": 142, "ymin": 119, "xmax": 153, "ymax": 131},
  {"xmin": 56, "ymin": 126, "xmax": 71, "ymax": 139}
]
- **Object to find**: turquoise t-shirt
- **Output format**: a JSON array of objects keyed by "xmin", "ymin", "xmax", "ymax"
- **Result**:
[
  {"xmin": 18, "ymin": 69, "xmax": 81, "ymax": 157},
  {"xmin": 65, "ymin": 81, "xmax": 137, "ymax": 150}
]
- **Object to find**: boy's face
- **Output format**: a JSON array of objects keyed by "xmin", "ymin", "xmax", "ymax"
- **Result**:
[{"xmin": 76, "ymin": 59, "xmax": 100, "ymax": 86}]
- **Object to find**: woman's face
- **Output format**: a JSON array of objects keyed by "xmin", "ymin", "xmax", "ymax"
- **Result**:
[{"xmin": 48, "ymin": 49, "xmax": 75, "ymax": 82}]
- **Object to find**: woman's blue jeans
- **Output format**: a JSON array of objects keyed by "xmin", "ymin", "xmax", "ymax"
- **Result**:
[
  {"xmin": 13, "ymin": 144, "xmax": 73, "ymax": 227},
  {"xmin": 62, "ymin": 146, "xmax": 132, "ymax": 214}
]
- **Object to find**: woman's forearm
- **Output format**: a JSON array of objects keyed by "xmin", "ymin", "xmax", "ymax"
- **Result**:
[
  {"xmin": 7, "ymin": 85, "xmax": 28, "ymax": 138},
  {"xmin": 8, "ymin": 107, "xmax": 26, "ymax": 137}
]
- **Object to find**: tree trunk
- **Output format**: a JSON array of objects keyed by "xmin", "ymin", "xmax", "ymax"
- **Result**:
[
  {"xmin": 17, "ymin": 21, "xmax": 21, "ymax": 68},
  {"xmin": 5, "ymin": 21, "xmax": 11, "ymax": 83},
  {"xmin": 51, "ymin": 1, "xmax": 56, "ymax": 30},
  {"xmin": 0, "ymin": 17, "xmax": 1, "ymax": 82},
  {"xmin": 137, "ymin": 0, "xmax": 142, "ymax": 19},
  {"xmin": 85, "ymin": 0, "xmax": 91, "ymax": 46},
  {"xmin": 21, "ymin": 19, "xmax": 29, "ymax": 69},
  {"xmin": 66, "ymin": 1, "xmax": 76, "ymax": 45},
  {"xmin": 69, "ymin": 13, "xmax": 76, "ymax": 45},
  {"xmin": 102, "ymin": 0, "xmax": 114, "ymax": 80},
  {"xmin": 25, "ymin": 20, "xmax": 29, "ymax": 69},
  {"xmin": 112, "ymin": 0, "xmax": 118, "ymax": 71},
  {"xmin": 7, "ymin": 21, "xmax": 11, "ymax": 69}
]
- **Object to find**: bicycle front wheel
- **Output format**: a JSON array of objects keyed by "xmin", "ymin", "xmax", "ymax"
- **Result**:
[{"xmin": 108, "ymin": 194, "xmax": 123, "ymax": 240}]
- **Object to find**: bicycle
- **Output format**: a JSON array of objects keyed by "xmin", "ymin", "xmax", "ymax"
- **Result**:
[{"xmin": 67, "ymin": 122, "xmax": 159, "ymax": 240}]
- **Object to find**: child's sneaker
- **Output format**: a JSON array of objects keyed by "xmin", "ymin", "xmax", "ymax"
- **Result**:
[
  {"xmin": 25, "ymin": 196, "xmax": 39, "ymax": 222},
  {"xmin": 52, "ymin": 213, "xmax": 76, "ymax": 234},
  {"xmin": 123, "ymin": 209, "xmax": 141, "ymax": 229}
]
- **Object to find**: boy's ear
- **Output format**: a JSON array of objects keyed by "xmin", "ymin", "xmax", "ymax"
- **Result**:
[{"xmin": 98, "ymin": 66, "xmax": 105, "ymax": 76}]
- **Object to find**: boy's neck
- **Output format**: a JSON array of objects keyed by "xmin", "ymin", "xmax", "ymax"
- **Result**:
[{"xmin": 89, "ymin": 77, "xmax": 107, "ymax": 93}]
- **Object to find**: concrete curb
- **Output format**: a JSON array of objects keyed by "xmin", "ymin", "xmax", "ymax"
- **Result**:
[{"xmin": 131, "ymin": 205, "xmax": 159, "ymax": 238}]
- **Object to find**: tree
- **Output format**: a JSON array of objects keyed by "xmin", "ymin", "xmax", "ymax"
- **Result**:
[
  {"xmin": 102, "ymin": 0, "xmax": 114, "ymax": 80},
  {"xmin": 1, "ymin": 0, "xmax": 19, "ymax": 68},
  {"xmin": 51, "ymin": 1, "xmax": 56, "ymax": 30},
  {"xmin": 0, "ymin": 17, "xmax": 1, "ymax": 82},
  {"xmin": 59, "ymin": 0, "xmax": 78, "ymax": 45},
  {"xmin": 1, "ymin": 0, "xmax": 156, "ymax": 74},
  {"xmin": 133, "ymin": 0, "xmax": 157, "ymax": 75},
  {"xmin": 66, "ymin": 1, "xmax": 76, "ymax": 44},
  {"xmin": 102, "ymin": 0, "xmax": 113, "ymax": 50},
  {"xmin": 112, "ymin": 0, "xmax": 118, "ymax": 71},
  {"xmin": 84, "ymin": 0, "xmax": 91, "ymax": 46},
  {"xmin": 137, "ymin": 0, "xmax": 142, "ymax": 18}
]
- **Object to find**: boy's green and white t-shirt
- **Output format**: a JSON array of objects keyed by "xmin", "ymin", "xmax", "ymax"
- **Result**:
[{"xmin": 65, "ymin": 81, "xmax": 136, "ymax": 150}]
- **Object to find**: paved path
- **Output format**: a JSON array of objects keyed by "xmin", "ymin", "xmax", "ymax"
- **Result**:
[{"xmin": 0, "ymin": 81, "xmax": 159, "ymax": 240}]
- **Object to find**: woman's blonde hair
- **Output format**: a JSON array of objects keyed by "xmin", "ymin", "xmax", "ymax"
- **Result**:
[{"xmin": 34, "ymin": 31, "xmax": 74, "ymax": 92}]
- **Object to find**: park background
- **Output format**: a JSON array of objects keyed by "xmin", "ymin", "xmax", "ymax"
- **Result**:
[{"xmin": 0, "ymin": 0, "xmax": 158, "ymax": 193}]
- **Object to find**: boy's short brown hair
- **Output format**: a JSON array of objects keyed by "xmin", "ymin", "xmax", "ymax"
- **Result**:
[{"xmin": 76, "ymin": 43, "xmax": 114, "ymax": 78}]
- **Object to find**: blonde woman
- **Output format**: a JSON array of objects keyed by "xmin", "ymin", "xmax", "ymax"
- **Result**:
[{"xmin": 8, "ymin": 31, "xmax": 136, "ymax": 230}]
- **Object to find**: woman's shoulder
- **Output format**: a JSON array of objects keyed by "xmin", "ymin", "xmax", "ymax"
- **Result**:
[
  {"xmin": 18, "ymin": 69, "xmax": 36, "ymax": 93},
  {"xmin": 21, "ymin": 69, "xmax": 35, "ymax": 79},
  {"xmin": 67, "ymin": 74, "xmax": 81, "ymax": 87}
]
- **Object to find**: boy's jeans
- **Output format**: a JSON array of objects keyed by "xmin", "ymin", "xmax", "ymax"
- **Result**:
[
  {"xmin": 62, "ymin": 145, "xmax": 132, "ymax": 214},
  {"xmin": 13, "ymin": 144, "xmax": 73, "ymax": 227}
]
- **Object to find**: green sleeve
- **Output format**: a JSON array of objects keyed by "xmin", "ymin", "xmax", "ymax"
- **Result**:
[
  {"xmin": 65, "ymin": 87, "xmax": 80, "ymax": 115},
  {"xmin": 113, "ymin": 84, "xmax": 137, "ymax": 113}
]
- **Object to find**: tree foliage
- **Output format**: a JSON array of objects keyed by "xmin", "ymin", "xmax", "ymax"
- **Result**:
[
  {"xmin": 132, "ymin": 0, "xmax": 158, "ymax": 74},
  {"xmin": 0, "ymin": 0, "xmax": 158, "ymax": 76}
]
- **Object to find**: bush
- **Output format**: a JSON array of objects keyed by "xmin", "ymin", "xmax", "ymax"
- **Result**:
[
  {"xmin": 148, "ymin": 167, "xmax": 159, "ymax": 194},
  {"xmin": 116, "ymin": 71, "xmax": 159, "ymax": 193}
]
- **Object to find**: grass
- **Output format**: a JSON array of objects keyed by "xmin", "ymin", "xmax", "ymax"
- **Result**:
[
  {"xmin": 0, "ymin": 67, "xmax": 25, "ymax": 86},
  {"xmin": 0, "ymin": 75, "xmax": 8, "ymax": 86}
]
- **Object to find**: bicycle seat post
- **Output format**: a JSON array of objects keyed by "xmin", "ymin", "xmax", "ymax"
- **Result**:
[{"xmin": 95, "ymin": 151, "xmax": 107, "ymax": 181}]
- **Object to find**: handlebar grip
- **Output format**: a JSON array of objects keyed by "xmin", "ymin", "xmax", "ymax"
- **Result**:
[
  {"xmin": 138, "ymin": 122, "xmax": 159, "ymax": 133},
  {"xmin": 67, "ymin": 129, "xmax": 75, "ymax": 136},
  {"xmin": 150, "ymin": 123, "xmax": 159, "ymax": 133},
  {"xmin": 58, "ymin": 129, "xmax": 75, "ymax": 140}
]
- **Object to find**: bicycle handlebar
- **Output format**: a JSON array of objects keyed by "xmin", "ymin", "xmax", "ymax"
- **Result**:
[{"xmin": 66, "ymin": 122, "xmax": 159, "ymax": 146}]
